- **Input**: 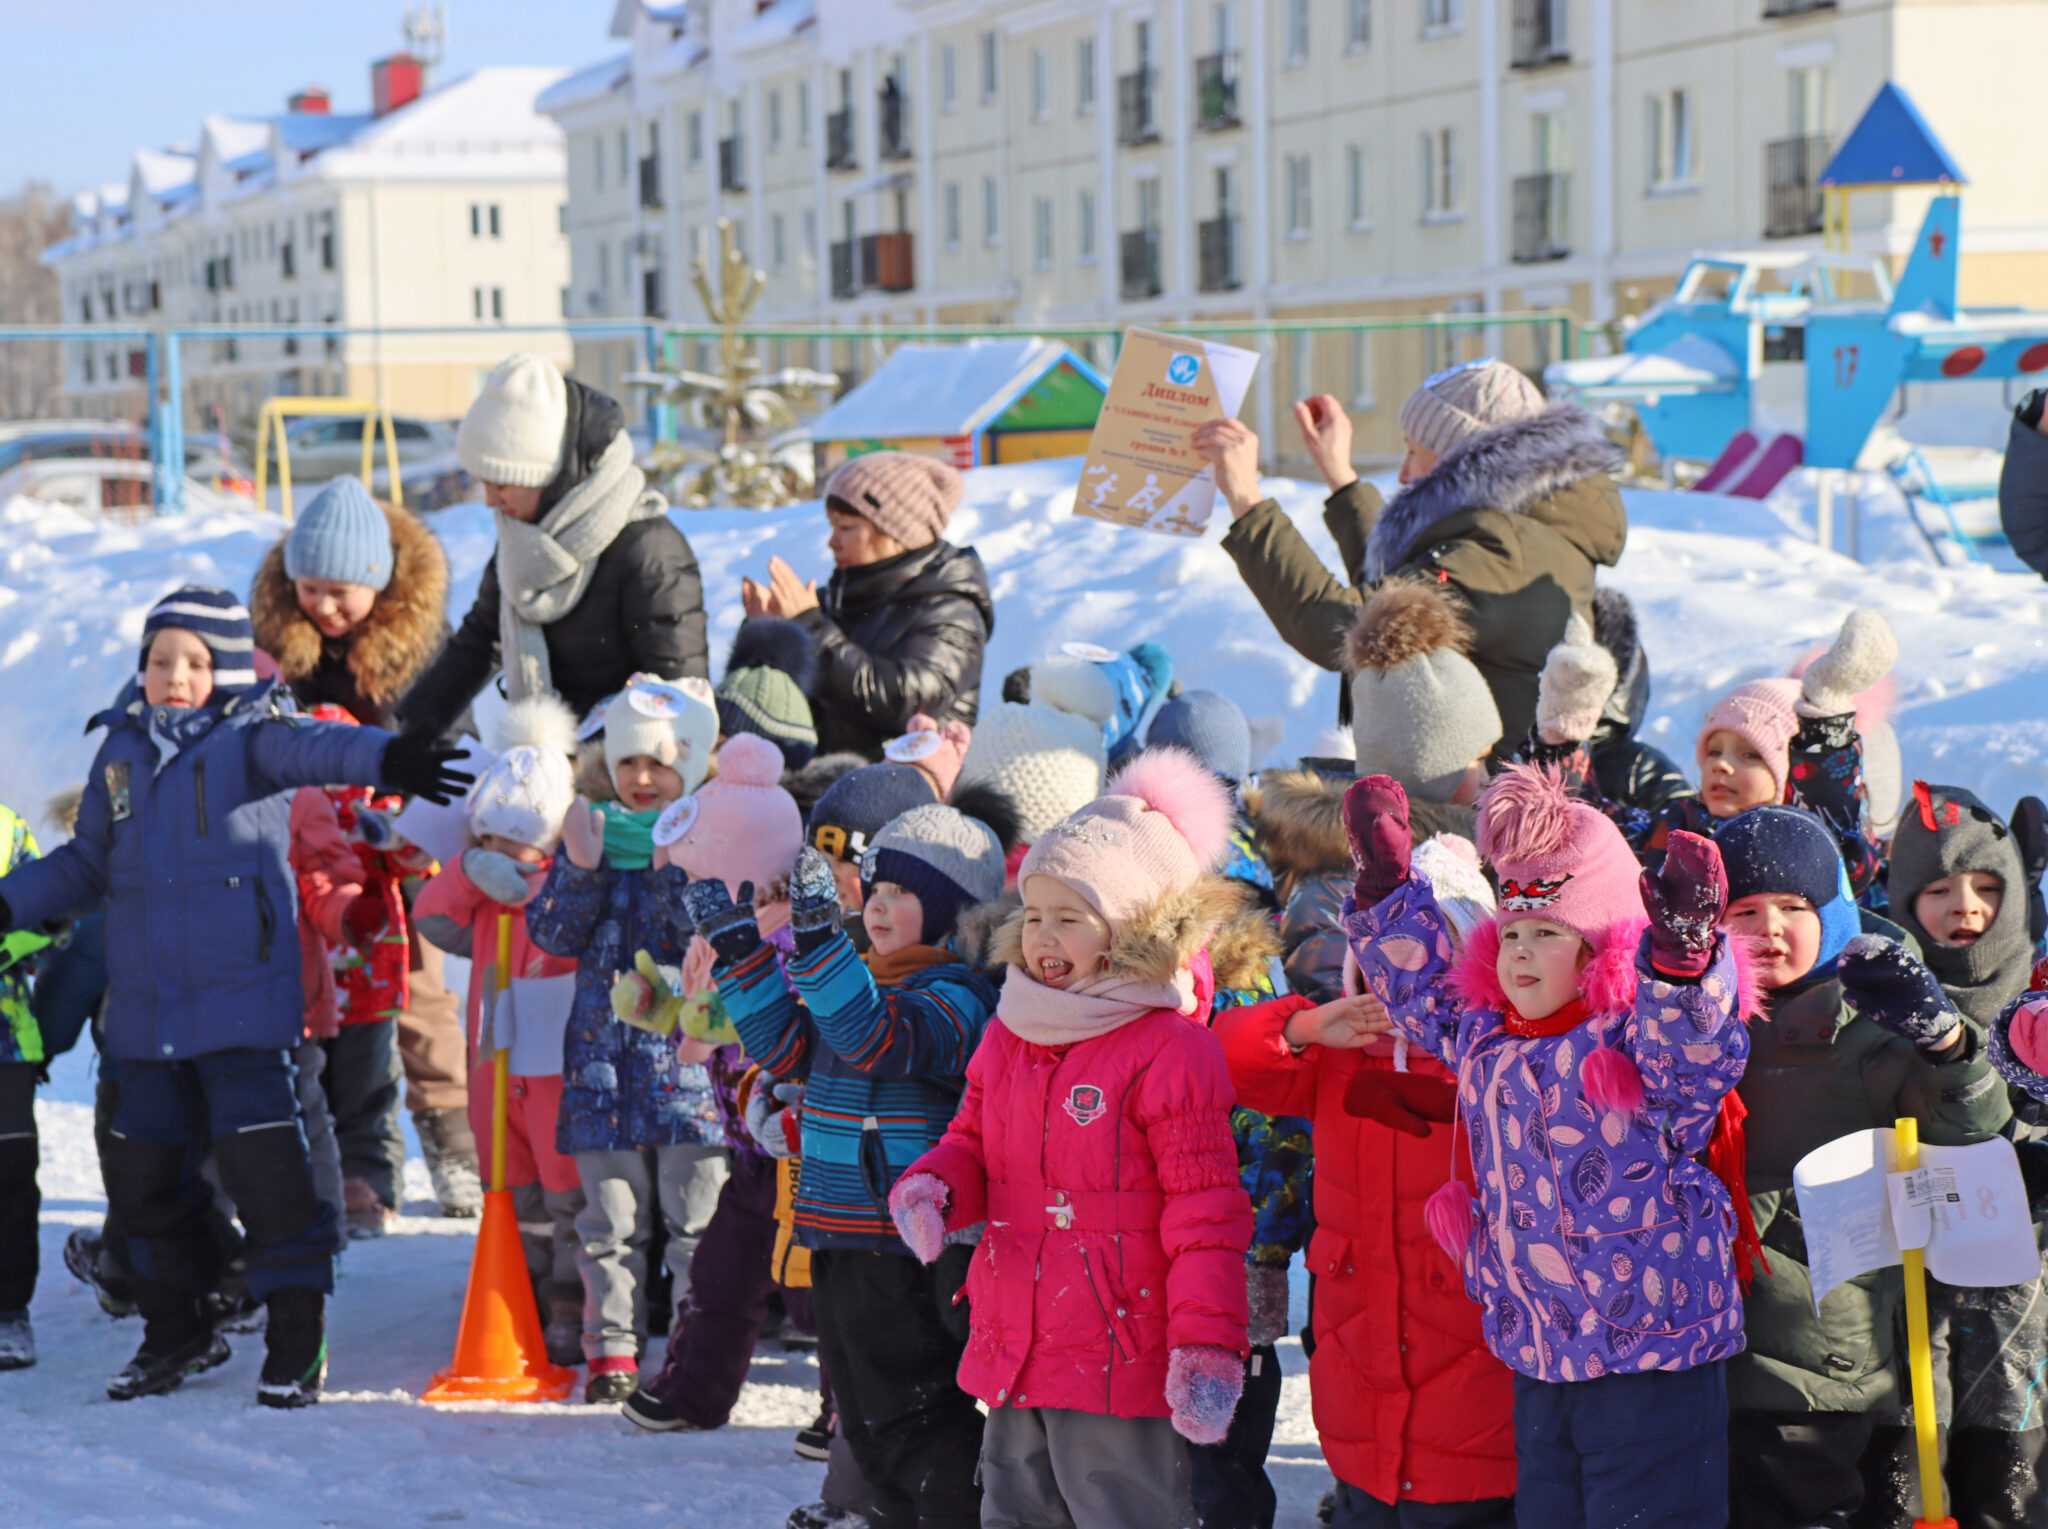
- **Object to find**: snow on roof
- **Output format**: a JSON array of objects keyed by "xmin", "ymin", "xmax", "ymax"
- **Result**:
[
  {"xmin": 537, "ymin": 53, "xmax": 630, "ymax": 115},
  {"xmin": 304, "ymin": 68, "xmax": 567, "ymax": 181},
  {"xmin": 733, "ymin": 0, "xmax": 815, "ymax": 53},
  {"xmin": 809, "ymin": 340, "xmax": 1101, "ymax": 441},
  {"xmin": 274, "ymin": 112, "xmax": 375, "ymax": 154},
  {"xmin": 132, "ymin": 148, "xmax": 197, "ymax": 197},
  {"xmin": 202, "ymin": 114, "xmax": 273, "ymax": 164}
]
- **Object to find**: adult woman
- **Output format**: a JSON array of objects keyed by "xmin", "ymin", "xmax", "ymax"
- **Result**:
[{"xmin": 743, "ymin": 452, "xmax": 992, "ymax": 759}]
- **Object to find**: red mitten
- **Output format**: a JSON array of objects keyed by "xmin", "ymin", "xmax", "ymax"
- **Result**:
[
  {"xmin": 1343, "ymin": 775, "xmax": 1413, "ymax": 907},
  {"xmin": 343, "ymin": 894, "xmax": 388, "ymax": 950},
  {"xmin": 1640, "ymin": 830, "xmax": 1727, "ymax": 979},
  {"xmin": 1343, "ymin": 1069, "xmax": 1457, "ymax": 1137}
]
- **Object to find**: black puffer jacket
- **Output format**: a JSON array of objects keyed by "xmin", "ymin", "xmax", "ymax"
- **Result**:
[
  {"xmin": 1585, "ymin": 586, "xmax": 1692, "ymax": 818},
  {"xmin": 1999, "ymin": 392, "xmax": 2048, "ymax": 582},
  {"xmin": 797, "ymin": 539, "xmax": 993, "ymax": 759},
  {"xmin": 400, "ymin": 380, "xmax": 709, "ymax": 731}
]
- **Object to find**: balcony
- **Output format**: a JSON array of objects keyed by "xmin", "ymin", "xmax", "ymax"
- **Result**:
[
  {"xmin": 1119, "ymin": 229, "xmax": 1162, "ymax": 301},
  {"xmin": 1510, "ymin": 0, "xmax": 1569, "ymax": 68},
  {"xmin": 826, "ymin": 108, "xmax": 856, "ymax": 171},
  {"xmin": 829, "ymin": 239, "xmax": 858, "ymax": 300},
  {"xmin": 879, "ymin": 89, "xmax": 912, "ymax": 162},
  {"xmin": 1511, "ymin": 172, "xmax": 1570, "ymax": 263},
  {"xmin": 828, "ymin": 233, "xmax": 917, "ymax": 300},
  {"xmin": 1764, "ymin": 133, "xmax": 1830, "ymax": 239},
  {"xmin": 1197, "ymin": 216, "xmax": 1240, "ymax": 293},
  {"xmin": 639, "ymin": 154, "xmax": 663, "ymax": 209},
  {"xmin": 1116, "ymin": 70, "xmax": 1159, "ymax": 147},
  {"xmin": 718, "ymin": 136, "xmax": 745, "ymax": 194},
  {"xmin": 1763, "ymin": 0, "xmax": 1835, "ymax": 15},
  {"xmin": 1194, "ymin": 53, "xmax": 1241, "ymax": 132}
]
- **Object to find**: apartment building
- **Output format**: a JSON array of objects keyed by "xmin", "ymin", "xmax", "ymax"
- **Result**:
[
  {"xmin": 548, "ymin": 0, "xmax": 2048, "ymax": 462},
  {"xmin": 46, "ymin": 56, "xmax": 572, "ymax": 432}
]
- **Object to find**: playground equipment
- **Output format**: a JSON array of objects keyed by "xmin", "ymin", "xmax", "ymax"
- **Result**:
[{"xmin": 254, "ymin": 396, "xmax": 404, "ymax": 519}]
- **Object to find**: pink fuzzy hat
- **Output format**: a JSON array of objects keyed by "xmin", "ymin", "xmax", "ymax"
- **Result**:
[
  {"xmin": 1016, "ymin": 746, "xmax": 1231, "ymax": 931},
  {"xmin": 1475, "ymin": 763, "xmax": 1645, "ymax": 946},
  {"xmin": 1696, "ymin": 678, "xmax": 1801, "ymax": 799},
  {"xmin": 668, "ymin": 734, "xmax": 804, "ymax": 895}
]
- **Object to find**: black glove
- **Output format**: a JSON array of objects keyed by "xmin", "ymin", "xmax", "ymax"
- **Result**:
[
  {"xmin": 788, "ymin": 847, "xmax": 843, "ymax": 950},
  {"xmin": 380, "ymin": 732, "xmax": 475, "ymax": 806},
  {"xmin": 1840, "ymin": 935, "xmax": 1963, "ymax": 1053},
  {"xmin": 684, "ymin": 877, "xmax": 760, "ymax": 966}
]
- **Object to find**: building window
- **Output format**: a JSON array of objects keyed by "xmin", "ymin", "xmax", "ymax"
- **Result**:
[
  {"xmin": 597, "ymin": 241, "xmax": 611, "ymax": 293},
  {"xmin": 1285, "ymin": 0, "xmax": 1311, "ymax": 65},
  {"xmin": 983, "ymin": 176, "xmax": 1001, "ymax": 245},
  {"xmin": 1346, "ymin": 144, "xmax": 1370, "ymax": 227},
  {"xmin": 489, "ymin": 204, "xmax": 501, "ymax": 238},
  {"xmin": 1076, "ymin": 36, "xmax": 1096, "ymax": 115},
  {"xmin": 472, "ymin": 286, "xmax": 484, "ymax": 320},
  {"xmin": 770, "ymin": 213, "xmax": 787, "ymax": 270},
  {"xmin": 944, "ymin": 182, "xmax": 962, "ymax": 249},
  {"xmin": 767, "ymin": 88, "xmax": 783, "ymax": 150},
  {"xmin": 1350, "ymin": 329, "xmax": 1376, "ymax": 408},
  {"xmin": 1032, "ymin": 195, "xmax": 1054, "ymax": 271},
  {"xmin": 616, "ymin": 129, "xmax": 629, "ymax": 185},
  {"xmin": 798, "ymin": 79, "xmax": 811, "ymax": 144},
  {"xmin": 687, "ymin": 110, "xmax": 704, "ymax": 166},
  {"xmin": 470, "ymin": 204, "xmax": 481, "ymax": 237},
  {"xmin": 1422, "ymin": 127, "xmax": 1459, "ymax": 215},
  {"xmin": 1031, "ymin": 48, "xmax": 1050, "ymax": 121},
  {"xmin": 802, "ymin": 208, "xmax": 818, "ymax": 261},
  {"xmin": 491, "ymin": 287, "xmax": 504, "ymax": 321},
  {"xmin": 1347, "ymin": 0, "xmax": 1372, "ymax": 49},
  {"xmin": 1284, "ymin": 153, "xmax": 1313, "ymax": 237},
  {"xmin": 941, "ymin": 44, "xmax": 957, "ymax": 111},
  {"xmin": 1647, "ymin": 88, "xmax": 1695, "ymax": 188},
  {"xmin": 1078, "ymin": 187, "xmax": 1097, "ymax": 261},
  {"xmin": 980, "ymin": 31, "xmax": 999, "ymax": 101},
  {"xmin": 1422, "ymin": 0, "xmax": 1461, "ymax": 33}
]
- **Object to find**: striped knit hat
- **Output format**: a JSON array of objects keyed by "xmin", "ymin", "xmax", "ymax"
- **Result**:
[{"xmin": 140, "ymin": 586, "xmax": 258, "ymax": 701}]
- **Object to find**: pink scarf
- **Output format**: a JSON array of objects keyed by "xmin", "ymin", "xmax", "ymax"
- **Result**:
[{"xmin": 996, "ymin": 963, "xmax": 1195, "ymax": 1046}]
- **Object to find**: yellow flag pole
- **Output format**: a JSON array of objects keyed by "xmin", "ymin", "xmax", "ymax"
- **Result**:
[
  {"xmin": 1892, "ymin": 1116, "xmax": 1957, "ymax": 1529},
  {"xmin": 491, "ymin": 911, "xmax": 512, "ymax": 1195}
]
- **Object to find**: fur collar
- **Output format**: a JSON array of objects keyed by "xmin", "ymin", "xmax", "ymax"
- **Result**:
[
  {"xmin": 249, "ymin": 501, "xmax": 449, "ymax": 710},
  {"xmin": 990, "ymin": 873, "xmax": 1244, "ymax": 987},
  {"xmin": 1243, "ymin": 770, "xmax": 1350, "ymax": 890},
  {"xmin": 1449, "ymin": 917, "xmax": 1766, "ymax": 1022},
  {"xmin": 1207, "ymin": 892, "xmax": 1282, "ymax": 993},
  {"xmin": 1366, "ymin": 406, "xmax": 1623, "ymax": 580}
]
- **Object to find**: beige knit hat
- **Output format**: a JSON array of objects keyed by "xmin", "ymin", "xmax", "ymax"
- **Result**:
[
  {"xmin": 1398, "ymin": 358, "xmax": 1546, "ymax": 459},
  {"xmin": 823, "ymin": 451, "xmax": 965, "ymax": 549},
  {"xmin": 458, "ymin": 353, "xmax": 569, "ymax": 487}
]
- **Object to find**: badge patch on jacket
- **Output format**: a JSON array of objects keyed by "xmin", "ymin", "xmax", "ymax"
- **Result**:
[
  {"xmin": 104, "ymin": 762, "xmax": 132, "ymax": 822},
  {"xmin": 1062, "ymin": 1083, "xmax": 1107, "ymax": 1127}
]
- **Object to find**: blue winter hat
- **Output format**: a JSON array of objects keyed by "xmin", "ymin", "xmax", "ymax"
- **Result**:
[
  {"xmin": 1146, "ymin": 689, "xmax": 1251, "ymax": 784},
  {"xmin": 284, "ymin": 475, "xmax": 395, "ymax": 591},
  {"xmin": 139, "ymin": 586, "xmax": 259, "ymax": 701},
  {"xmin": 1715, "ymin": 805, "xmax": 1860, "ymax": 973},
  {"xmin": 807, "ymin": 761, "xmax": 938, "ymax": 865}
]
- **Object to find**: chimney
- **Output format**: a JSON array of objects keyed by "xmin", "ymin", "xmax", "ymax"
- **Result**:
[
  {"xmin": 372, "ymin": 53, "xmax": 424, "ymax": 117},
  {"xmin": 288, "ymin": 86, "xmax": 331, "ymax": 115}
]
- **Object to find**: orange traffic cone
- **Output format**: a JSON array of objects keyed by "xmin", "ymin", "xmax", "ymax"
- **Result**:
[{"xmin": 422, "ymin": 914, "xmax": 577, "ymax": 1404}]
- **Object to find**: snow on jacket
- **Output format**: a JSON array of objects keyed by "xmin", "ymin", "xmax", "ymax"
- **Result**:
[
  {"xmin": 290, "ymin": 786, "xmax": 365, "ymax": 1040},
  {"xmin": 907, "ymin": 877, "xmax": 1253, "ymax": 1419},
  {"xmin": 1347, "ymin": 875, "xmax": 1752, "ymax": 1384},
  {"xmin": 414, "ymin": 853, "xmax": 578, "ymax": 1063},
  {"xmin": 718, "ymin": 923, "xmax": 997, "ymax": 1252},
  {"xmin": 0, "ymin": 684, "xmax": 391, "ymax": 1061}
]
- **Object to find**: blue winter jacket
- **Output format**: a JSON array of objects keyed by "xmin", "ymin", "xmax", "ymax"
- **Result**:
[
  {"xmin": 28, "ymin": 909, "xmax": 107, "ymax": 1065},
  {"xmin": 0, "ymin": 685, "xmax": 391, "ymax": 1062},
  {"xmin": 525, "ymin": 857, "xmax": 722, "ymax": 1154}
]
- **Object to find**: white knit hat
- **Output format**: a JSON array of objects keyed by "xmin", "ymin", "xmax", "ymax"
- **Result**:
[
  {"xmin": 458, "ymin": 353, "xmax": 569, "ymax": 488},
  {"xmin": 466, "ymin": 745, "xmax": 577, "ymax": 852},
  {"xmin": 956, "ymin": 701, "xmax": 1107, "ymax": 844},
  {"xmin": 599, "ymin": 674, "xmax": 719, "ymax": 795}
]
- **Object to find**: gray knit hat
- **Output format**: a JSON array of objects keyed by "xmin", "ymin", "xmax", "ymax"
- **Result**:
[
  {"xmin": 285, "ymin": 475, "xmax": 394, "ymax": 591},
  {"xmin": 1345, "ymin": 580, "xmax": 1502, "ymax": 801},
  {"xmin": 1398, "ymin": 358, "xmax": 1546, "ymax": 459},
  {"xmin": 1888, "ymin": 783, "xmax": 2033, "ymax": 1026},
  {"xmin": 865, "ymin": 803, "xmax": 1006, "ymax": 945}
]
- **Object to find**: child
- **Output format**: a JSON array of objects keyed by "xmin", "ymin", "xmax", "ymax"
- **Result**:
[
  {"xmin": 0, "ymin": 585, "xmax": 468, "ymax": 1406},
  {"xmin": 715, "ymin": 616, "xmax": 821, "ymax": 772},
  {"xmin": 1218, "ymin": 834, "xmax": 1518, "ymax": 1528},
  {"xmin": 690, "ymin": 799, "xmax": 1008, "ymax": 1527},
  {"xmin": 0, "ymin": 802, "xmax": 54, "ymax": 1369},
  {"xmin": 1147, "ymin": 688, "xmax": 1279, "ymax": 908},
  {"xmin": 526, "ymin": 673, "xmax": 723, "ymax": 1402},
  {"xmin": 413, "ymin": 694, "xmax": 584, "ymax": 1363},
  {"xmin": 1711, "ymin": 805, "xmax": 2013, "ymax": 1529},
  {"xmin": 887, "ymin": 749, "xmax": 1254, "ymax": 1527},
  {"xmin": 1005, "ymin": 641, "xmax": 1175, "ymax": 769},
  {"xmin": 1344, "ymin": 764, "xmax": 1751, "ymax": 1529}
]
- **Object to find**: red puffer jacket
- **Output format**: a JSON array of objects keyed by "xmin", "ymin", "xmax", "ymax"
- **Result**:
[
  {"xmin": 1217, "ymin": 1000, "xmax": 1516, "ymax": 1507},
  {"xmin": 910, "ymin": 989, "xmax": 1253, "ymax": 1419}
]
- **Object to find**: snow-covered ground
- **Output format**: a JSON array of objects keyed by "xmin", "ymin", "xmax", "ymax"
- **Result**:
[{"xmin": 2, "ymin": 455, "xmax": 2044, "ymax": 1526}]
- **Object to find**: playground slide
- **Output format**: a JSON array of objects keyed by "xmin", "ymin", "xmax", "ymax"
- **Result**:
[{"xmin": 1695, "ymin": 430, "xmax": 1804, "ymax": 499}]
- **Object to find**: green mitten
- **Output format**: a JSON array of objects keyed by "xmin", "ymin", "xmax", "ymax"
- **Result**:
[
  {"xmin": 611, "ymin": 949, "xmax": 685, "ymax": 1037},
  {"xmin": 677, "ymin": 988, "xmax": 741, "ymax": 1047}
]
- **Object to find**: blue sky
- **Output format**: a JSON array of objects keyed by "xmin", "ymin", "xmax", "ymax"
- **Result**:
[{"xmin": 1, "ymin": 2, "xmax": 613, "ymax": 199}]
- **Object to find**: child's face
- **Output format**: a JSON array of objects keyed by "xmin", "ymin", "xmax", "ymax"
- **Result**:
[
  {"xmin": 862, "ymin": 881, "xmax": 926, "ymax": 957},
  {"xmin": 612, "ymin": 755, "xmax": 684, "ymax": 812},
  {"xmin": 1699, "ymin": 730, "xmax": 1778, "ymax": 818},
  {"xmin": 144, "ymin": 628, "xmax": 214, "ymax": 709},
  {"xmin": 478, "ymin": 833, "xmax": 546, "ymax": 865},
  {"xmin": 1496, "ymin": 917, "xmax": 1589, "ymax": 1020},
  {"xmin": 1725, "ymin": 892, "xmax": 1823, "ymax": 990},
  {"xmin": 1020, "ymin": 875, "xmax": 1113, "ymax": 991},
  {"xmin": 829, "ymin": 856, "xmax": 865, "ymax": 909},
  {"xmin": 1450, "ymin": 753, "xmax": 1492, "ymax": 807},
  {"xmin": 1914, "ymin": 872, "xmax": 2004, "ymax": 948},
  {"xmin": 293, "ymin": 577, "xmax": 379, "ymax": 639}
]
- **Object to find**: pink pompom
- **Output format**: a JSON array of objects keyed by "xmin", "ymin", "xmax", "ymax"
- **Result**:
[
  {"xmin": 1106, "ymin": 745, "xmax": 1233, "ymax": 870},
  {"xmin": 888, "ymin": 1172, "xmax": 950, "ymax": 1264},
  {"xmin": 1581, "ymin": 1044, "xmax": 1646, "ymax": 1117},
  {"xmin": 1423, "ymin": 1179, "xmax": 1476, "ymax": 1263},
  {"xmin": 1475, "ymin": 762, "xmax": 1578, "ymax": 866},
  {"xmin": 1576, "ymin": 922, "xmax": 1645, "ymax": 1013},
  {"xmin": 713, "ymin": 732, "xmax": 786, "ymax": 787}
]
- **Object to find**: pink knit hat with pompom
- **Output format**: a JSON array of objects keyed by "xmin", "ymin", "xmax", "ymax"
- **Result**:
[
  {"xmin": 1017, "ymin": 746, "xmax": 1231, "ymax": 930},
  {"xmin": 669, "ymin": 734, "xmax": 804, "ymax": 894},
  {"xmin": 1696, "ymin": 678, "xmax": 1802, "ymax": 799},
  {"xmin": 1476, "ymin": 762, "xmax": 1644, "ymax": 945}
]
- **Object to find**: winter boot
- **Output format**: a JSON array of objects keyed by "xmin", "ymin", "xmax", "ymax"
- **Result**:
[
  {"xmin": 205, "ymin": 1257, "xmax": 264, "ymax": 1335},
  {"xmin": 543, "ymin": 1292, "xmax": 583, "ymax": 1370},
  {"xmin": 257, "ymin": 1288, "xmax": 328, "ymax": 1409},
  {"xmin": 584, "ymin": 1363, "xmax": 639, "ymax": 1405},
  {"xmin": 785, "ymin": 1505, "xmax": 869, "ymax": 1529},
  {"xmin": 63, "ymin": 1227, "xmax": 137, "ymax": 1318},
  {"xmin": 621, "ymin": 1383, "xmax": 703, "ymax": 1433},
  {"xmin": 793, "ymin": 1404, "xmax": 834, "ymax": 1462},
  {"xmin": 343, "ymin": 1177, "xmax": 396, "ymax": 1240},
  {"xmin": 0, "ymin": 1310, "xmax": 33, "ymax": 1370},
  {"xmin": 413, "ymin": 1108, "xmax": 482, "ymax": 1219},
  {"xmin": 107, "ymin": 1303, "xmax": 230, "ymax": 1401}
]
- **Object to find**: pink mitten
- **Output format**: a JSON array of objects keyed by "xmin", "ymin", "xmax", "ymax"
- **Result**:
[
  {"xmin": 888, "ymin": 1172, "xmax": 950, "ymax": 1264},
  {"xmin": 2009, "ymin": 996, "xmax": 2048, "ymax": 1076},
  {"xmin": 1165, "ymin": 1345, "xmax": 1245, "ymax": 1445}
]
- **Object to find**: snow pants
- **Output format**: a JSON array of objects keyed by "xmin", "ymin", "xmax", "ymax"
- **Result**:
[
  {"xmin": 319, "ymin": 1018, "xmax": 405, "ymax": 1210},
  {"xmin": 573, "ymin": 1142, "xmax": 726, "ymax": 1362},
  {"xmin": 1513, "ymin": 1361, "xmax": 1728, "ymax": 1529},
  {"xmin": 979, "ymin": 1406, "xmax": 1191, "ymax": 1529},
  {"xmin": 643, "ymin": 1145, "xmax": 778, "ymax": 1428},
  {"xmin": 0, "ymin": 1064, "xmax": 37, "ymax": 1311}
]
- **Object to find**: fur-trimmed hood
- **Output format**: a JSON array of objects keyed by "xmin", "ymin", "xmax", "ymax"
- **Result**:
[
  {"xmin": 1366, "ymin": 405, "xmax": 1625, "ymax": 580},
  {"xmin": 991, "ymin": 872, "xmax": 1246, "ymax": 987},
  {"xmin": 1209, "ymin": 891, "xmax": 1283, "ymax": 993},
  {"xmin": 953, "ymin": 889, "xmax": 1020, "ymax": 972},
  {"xmin": 1243, "ymin": 768, "xmax": 1476, "ymax": 895},
  {"xmin": 249, "ymin": 500, "xmax": 449, "ymax": 713}
]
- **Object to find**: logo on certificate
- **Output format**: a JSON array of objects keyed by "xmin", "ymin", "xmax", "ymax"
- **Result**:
[{"xmin": 1166, "ymin": 353, "xmax": 1201, "ymax": 386}]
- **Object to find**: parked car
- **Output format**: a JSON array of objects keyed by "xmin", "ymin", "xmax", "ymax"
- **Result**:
[
  {"xmin": 0, "ymin": 457, "xmax": 245, "ymax": 520},
  {"xmin": 0, "ymin": 426, "xmax": 254, "ymax": 497},
  {"xmin": 279, "ymin": 414, "xmax": 457, "ymax": 487}
]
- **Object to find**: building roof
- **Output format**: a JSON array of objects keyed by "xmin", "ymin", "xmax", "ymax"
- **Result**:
[
  {"xmin": 808, "ymin": 340, "xmax": 1107, "ymax": 442},
  {"xmin": 733, "ymin": 0, "xmax": 815, "ymax": 53},
  {"xmin": 536, "ymin": 52, "xmax": 631, "ymax": 115},
  {"xmin": 1820, "ymin": 82, "xmax": 1968, "ymax": 188}
]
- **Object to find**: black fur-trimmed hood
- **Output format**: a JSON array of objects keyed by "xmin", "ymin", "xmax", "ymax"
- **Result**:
[{"xmin": 1366, "ymin": 405, "xmax": 1625, "ymax": 580}]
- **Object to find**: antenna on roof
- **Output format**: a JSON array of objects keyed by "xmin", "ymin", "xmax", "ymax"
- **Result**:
[{"xmin": 402, "ymin": 3, "xmax": 447, "ymax": 82}]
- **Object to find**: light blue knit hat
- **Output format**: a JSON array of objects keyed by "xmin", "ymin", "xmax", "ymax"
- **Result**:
[{"xmin": 285, "ymin": 475, "xmax": 395, "ymax": 591}]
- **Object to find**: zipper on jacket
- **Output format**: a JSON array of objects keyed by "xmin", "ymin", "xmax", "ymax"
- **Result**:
[
  {"xmin": 241, "ymin": 876, "xmax": 274, "ymax": 962},
  {"xmin": 194, "ymin": 760, "xmax": 208, "ymax": 837}
]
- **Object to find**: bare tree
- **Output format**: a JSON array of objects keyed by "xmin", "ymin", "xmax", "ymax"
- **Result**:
[{"xmin": 0, "ymin": 183, "xmax": 72, "ymax": 418}]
